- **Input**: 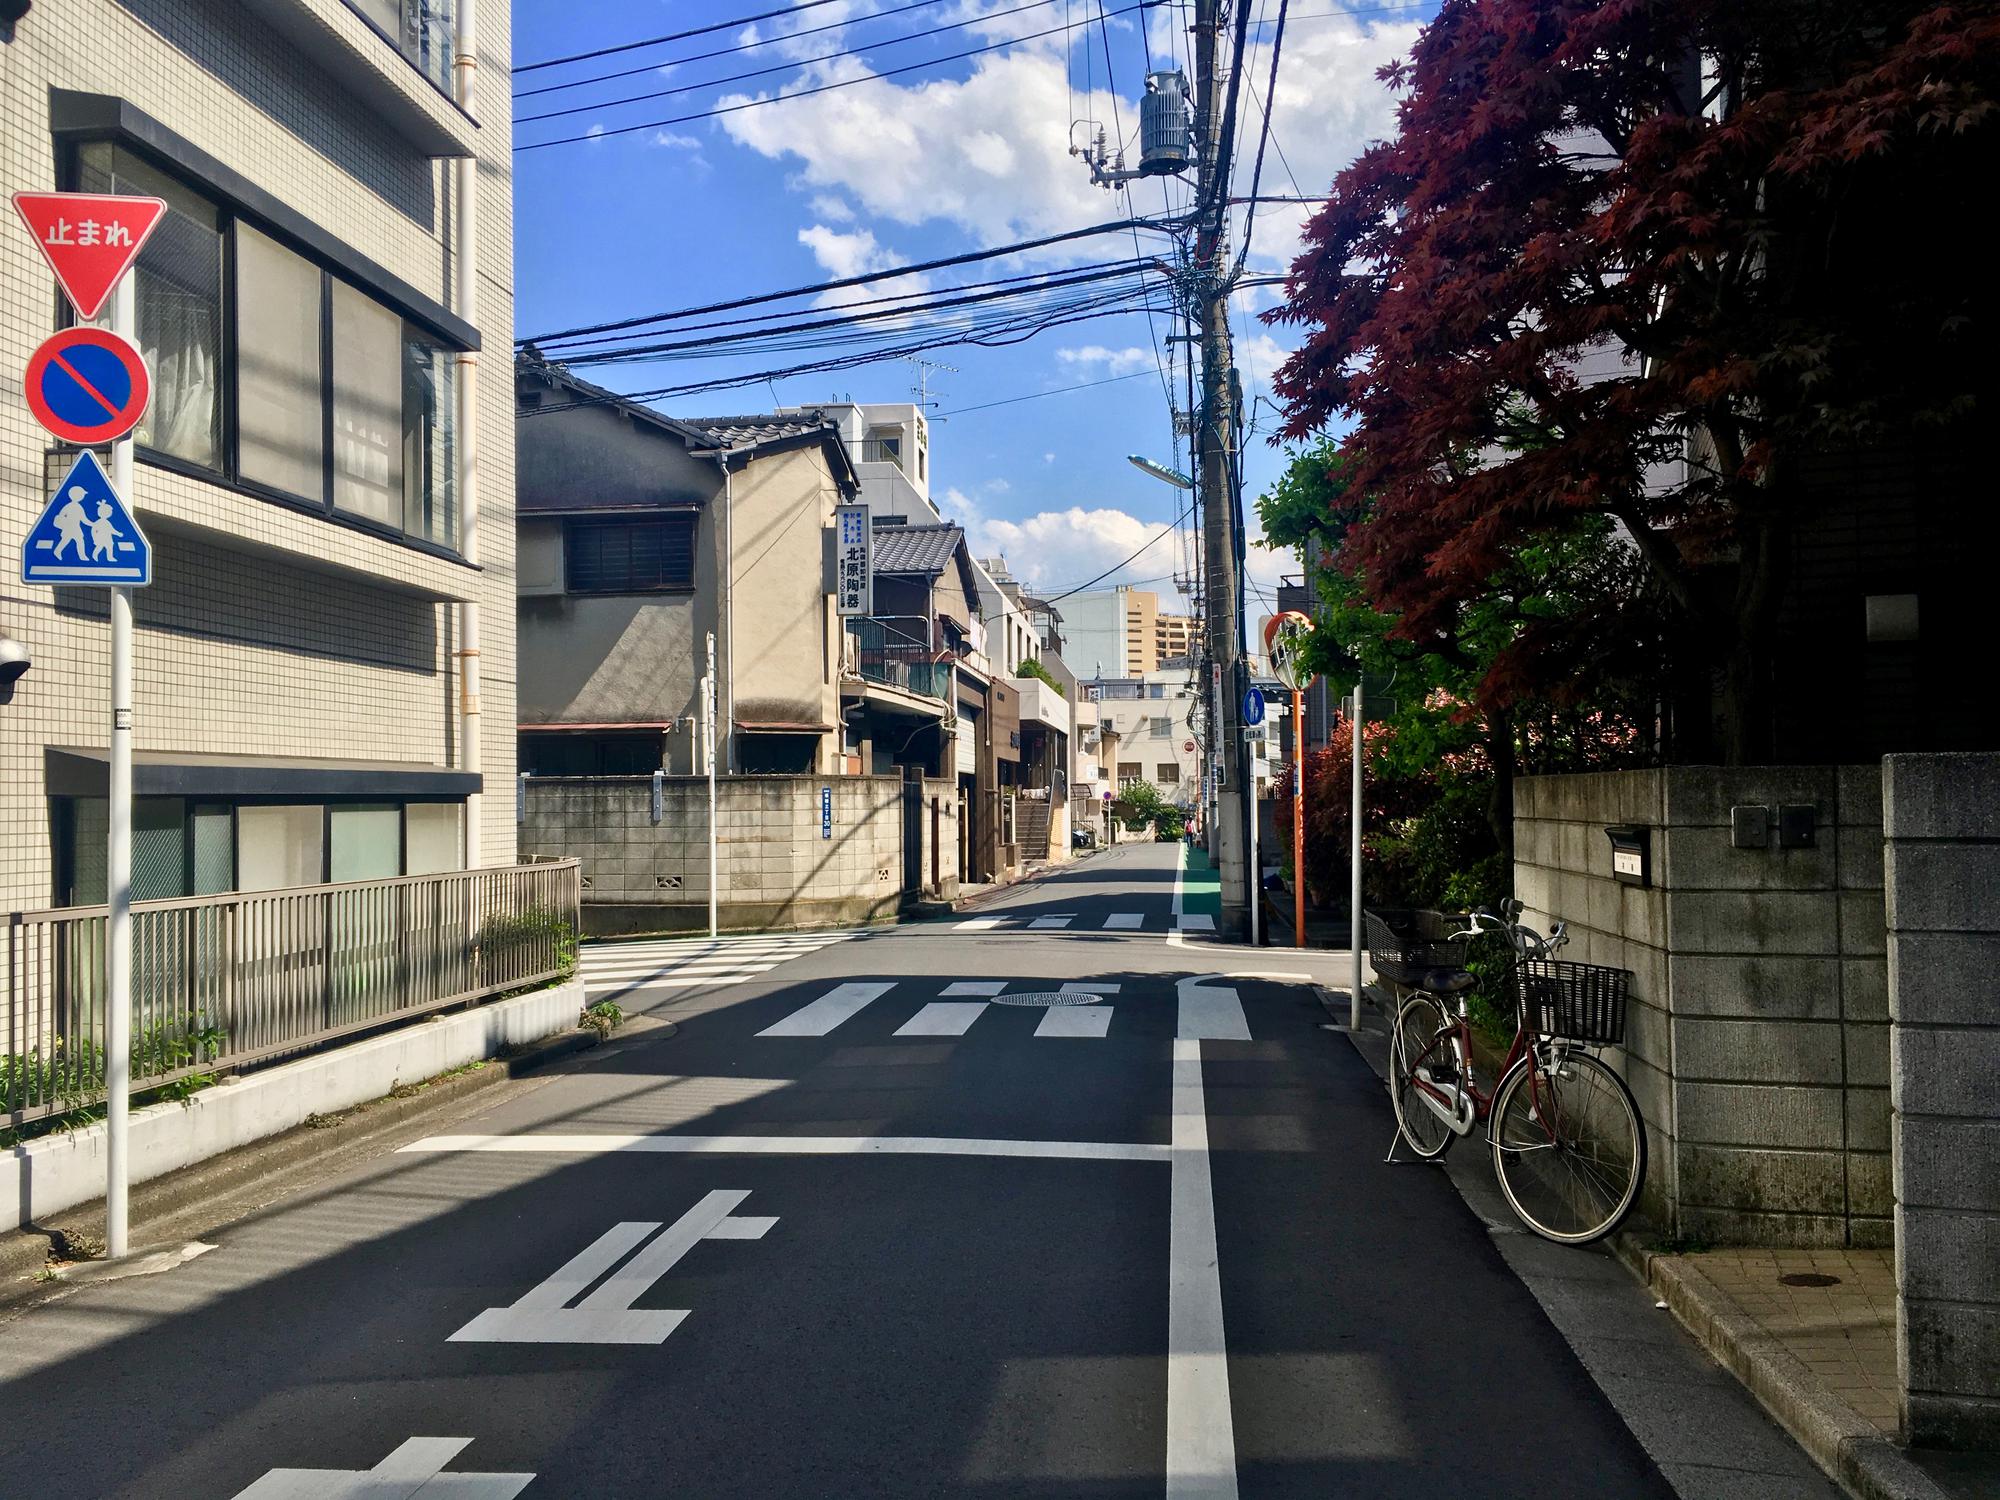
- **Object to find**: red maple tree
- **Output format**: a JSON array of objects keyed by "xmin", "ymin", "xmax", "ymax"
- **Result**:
[{"xmin": 1268, "ymin": 0, "xmax": 1998, "ymax": 761}]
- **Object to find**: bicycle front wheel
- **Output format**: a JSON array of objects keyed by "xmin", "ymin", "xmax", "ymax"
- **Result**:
[
  {"xmin": 1490, "ymin": 1050, "xmax": 1645, "ymax": 1243},
  {"xmin": 1389, "ymin": 995, "xmax": 1458, "ymax": 1160}
]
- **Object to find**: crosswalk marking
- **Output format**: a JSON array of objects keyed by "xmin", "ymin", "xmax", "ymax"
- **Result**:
[
  {"xmin": 756, "ymin": 981, "xmax": 893, "ymax": 1037},
  {"xmin": 754, "ymin": 979, "xmax": 1254, "ymax": 1042},
  {"xmin": 949, "ymin": 913, "xmax": 1183, "ymax": 934},
  {"xmin": 1176, "ymin": 979, "xmax": 1250, "ymax": 1040},
  {"xmin": 1036, "ymin": 1006, "xmax": 1113, "ymax": 1038},
  {"xmin": 1176, "ymin": 914, "xmax": 1217, "ymax": 932},
  {"xmin": 1028, "ymin": 915, "xmax": 1074, "ymax": 929},
  {"xmin": 1105, "ymin": 913, "xmax": 1144, "ymax": 929},
  {"xmin": 895, "ymin": 1001, "xmax": 988, "ymax": 1036},
  {"xmin": 583, "ymin": 930, "xmax": 856, "ymax": 997},
  {"xmin": 955, "ymin": 916, "xmax": 1003, "ymax": 931}
]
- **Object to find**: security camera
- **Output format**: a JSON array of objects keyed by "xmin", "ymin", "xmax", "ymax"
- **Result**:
[{"xmin": 0, "ymin": 634, "xmax": 30, "ymax": 703}]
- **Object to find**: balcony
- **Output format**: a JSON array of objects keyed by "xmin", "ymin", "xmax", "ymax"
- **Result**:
[
  {"xmin": 237, "ymin": 0, "xmax": 477, "ymax": 157},
  {"xmin": 844, "ymin": 618, "xmax": 951, "ymax": 712}
]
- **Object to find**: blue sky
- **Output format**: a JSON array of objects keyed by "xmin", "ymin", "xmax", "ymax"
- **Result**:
[{"xmin": 513, "ymin": 0, "xmax": 1434, "ymax": 618}]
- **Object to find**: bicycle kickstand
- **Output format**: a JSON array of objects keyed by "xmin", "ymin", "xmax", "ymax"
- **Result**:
[{"xmin": 1383, "ymin": 1119, "xmax": 1403, "ymax": 1163}]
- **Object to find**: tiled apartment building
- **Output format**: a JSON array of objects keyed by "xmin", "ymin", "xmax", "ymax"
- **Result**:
[{"xmin": 0, "ymin": 0, "xmax": 515, "ymax": 910}]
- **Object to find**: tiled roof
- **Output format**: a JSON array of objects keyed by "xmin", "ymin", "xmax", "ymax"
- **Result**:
[
  {"xmin": 677, "ymin": 412, "xmax": 837, "ymax": 449},
  {"xmin": 870, "ymin": 523, "xmax": 965, "ymax": 576}
]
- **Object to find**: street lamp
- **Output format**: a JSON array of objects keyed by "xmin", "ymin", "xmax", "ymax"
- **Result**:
[{"xmin": 1127, "ymin": 454, "xmax": 1193, "ymax": 489}]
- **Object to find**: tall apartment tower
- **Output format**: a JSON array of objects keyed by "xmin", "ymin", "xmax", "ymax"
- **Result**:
[{"xmin": 0, "ymin": 0, "xmax": 517, "ymax": 910}]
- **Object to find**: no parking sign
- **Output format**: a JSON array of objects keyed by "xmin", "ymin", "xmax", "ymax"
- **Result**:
[{"xmin": 24, "ymin": 325, "xmax": 150, "ymax": 445}]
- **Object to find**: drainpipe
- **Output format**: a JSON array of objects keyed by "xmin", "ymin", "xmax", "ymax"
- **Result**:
[
  {"xmin": 707, "ymin": 449, "xmax": 744, "ymax": 775},
  {"xmin": 454, "ymin": 0, "xmax": 482, "ymax": 867}
]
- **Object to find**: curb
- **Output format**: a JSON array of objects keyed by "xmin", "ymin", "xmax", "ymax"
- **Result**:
[
  {"xmin": 1613, "ymin": 1235, "xmax": 1950, "ymax": 1500},
  {"xmin": 0, "ymin": 1017, "xmax": 671, "ymax": 1295}
]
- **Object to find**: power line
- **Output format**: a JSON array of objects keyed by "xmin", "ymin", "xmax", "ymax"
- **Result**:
[
  {"xmin": 935, "ymin": 366, "xmax": 1159, "ymax": 415},
  {"xmin": 1044, "ymin": 496, "xmax": 1198, "ymax": 603},
  {"xmin": 1234, "ymin": 0, "xmax": 1291, "ymax": 269},
  {"xmin": 516, "ymin": 0, "xmax": 953, "ymax": 99},
  {"xmin": 518, "ymin": 214, "xmax": 1171, "ymax": 347},
  {"xmin": 517, "ymin": 0, "xmax": 851, "ymax": 74},
  {"xmin": 518, "ymin": 0, "xmax": 1063, "ymax": 125},
  {"xmin": 516, "ymin": 1, "xmax": 1165, "ymax": 151}
]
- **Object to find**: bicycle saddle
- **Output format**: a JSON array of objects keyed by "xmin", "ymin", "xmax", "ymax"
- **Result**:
[{"xmin": 1417, "ymin": 968, "xmax": 1476, "ymax": 994}]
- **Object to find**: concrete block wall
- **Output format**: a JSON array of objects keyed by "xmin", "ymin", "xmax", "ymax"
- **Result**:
[
  {"xmin": 520, "ymin": 775, "xmax": 907, "ymax": 933},
  {"xmin": 1884, "ymin": 752, "xmax": 2000, "ymax": 1448},
  {"xmin": 916, "ymin": 778, "xmax": 960, "ymax": 901},
  {"xmin": 1515, "ymin": 766, "xmax": 1889, "ymax": 1246}
]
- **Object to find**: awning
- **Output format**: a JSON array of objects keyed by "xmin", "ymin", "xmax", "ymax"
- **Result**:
[
  {"xmin": 737, "ymin": 720, "xmax": 835, "ymax": 733},
  {"xmin": 47, "ymin": 748, "xmax": 481, "ymax": 800}
]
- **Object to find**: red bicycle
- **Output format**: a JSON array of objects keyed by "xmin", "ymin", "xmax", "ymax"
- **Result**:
[{"xmin": 1372, "ymin": 905, "xmax": 1645, "ymax": 1244}]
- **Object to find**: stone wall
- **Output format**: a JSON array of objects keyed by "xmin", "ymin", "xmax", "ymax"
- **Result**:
[
  {"xmin": 1884, "ymin": 753, "xmax": 2000, "ymax": 1447},
  {"xmin": 1515, "ymin": 766, "xmax": 1889, "ymax": 1246},
  {"xmin": 522, "ymin": 775, "xmax": 906, "ymax": 934}
]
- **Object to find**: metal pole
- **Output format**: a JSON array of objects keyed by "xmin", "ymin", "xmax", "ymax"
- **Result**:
[
  {"xmin": 1349, "ymin": 679, "xmax": 1363, "ymax": 1031},
  {"xmin": 106, "ymin": 273, "xmax": 136, "ymax": 1259},
  {"xmin": 1293, "ymin": 685, "xmax": 1306, "ymax": 949},
  {"xmin": 719, "ymin": 460, "xmax": 737, "ymax": 775},
  {"xmin": 1246, "ymin": 718, "xmax": 1260, "ymax": 945},
  {"xmin": 705, "ymin": 632, "xmax": 718, "ymax": 939}
]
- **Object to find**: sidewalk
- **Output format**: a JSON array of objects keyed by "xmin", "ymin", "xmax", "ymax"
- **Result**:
[{"xmin": 1620, "ymin": 1239, "xmax": 2000, "ymax": 1500}]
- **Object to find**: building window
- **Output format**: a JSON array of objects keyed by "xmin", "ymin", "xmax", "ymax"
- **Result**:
[
  {"xmin": 1117, "ymin": 762, "xmax": 1143, "ymax": 785},
  {"xmin": 1149, "ymin": 716, "xmax": 1171, "ymax": 738},
  {"xmin": 346, "ymin": 0, "xmax": 456, "ymax": 94},
  {"xmin": 566, "ymin": 515, "xmax": 697, "ymax": 594},
  {"xmin": 59, "ymin": 798, "xmax": 464, "ymax": 904},
  {"xmin": 1156, "ymin": 763, "xmax": 1181, "ymax": 784},
  {"xmin": 863, "ymin": 426, "xmax": 904, "ymax": 469},
  {"xmin": 74, "ymin": 142, "xmax": 458, "ymax": 552}
]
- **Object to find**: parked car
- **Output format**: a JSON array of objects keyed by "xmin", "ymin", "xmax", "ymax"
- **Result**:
[{"xmin": 1072, "ymin": 826, "xmax": 1097, "ymax": 850}]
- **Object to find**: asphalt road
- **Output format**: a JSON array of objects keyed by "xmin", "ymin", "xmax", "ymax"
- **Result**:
[{"xmin": 0, "ymin": 841, "xmax": 1841, "ymax": 1498}]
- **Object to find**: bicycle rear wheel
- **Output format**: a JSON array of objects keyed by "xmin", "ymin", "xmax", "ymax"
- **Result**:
[
  {"xmin": 1490, "ymin": 1050, "xmax": 1645, "ymax": 1244},
  {"xmin": 1389, "ymin": 995, "xmax": 1458, "ymax": 1160}
]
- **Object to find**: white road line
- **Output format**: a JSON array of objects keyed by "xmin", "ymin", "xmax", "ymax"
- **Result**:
[
  {"xmin": 942, "ymin": 980, "xmax": 1009, "ymax": 996},
  {"xmin": 1061, "ymin": 982, "xmax": 1121, "ymax": 995},
  {"xmin": 400, "ymin": 1133, "xmax": 1171, "ymax": 1163},
  {"xmin": 1176, "ymin": 914, "xmax": 1217, "ymax": 932},
  {"xmin": 1169, "ymin": 840, "xmax": 1189, "ymax": 949},
  {"xmin": 956, "ymin": 917, "xmax": 1003, "ymax": 931},
  {"xmin": 587, "ymin": 961, "xmax": 781, "ymax": 978},
  {"xmin": 1167, "ymin": 1038, "xmax": 1237, "ymax": 1497},
  {"xmin": 587, "ymin": 975, "xmax": 769, "ymax": 992},
  {"xmin": 756, "ymin": 981, "xmax": 894, "ymax": 1037},
  {"xmin": 1105, "ymin": 913, "xmax": 1145, "ymax": 929},
  {"xmin": 1028, "ymin": 915, "xmax": 1074, "ymax": 929},
  {"xmin": 1036, "ymin": 1006, "xmax": 1113, "ymax": 1038},
  {"xmin": 1176, "ymin": 977, "xmax": 1250, "ymax": 1041},
  {"xmin": 895, "ymin": 1001, "xmax": 988, "ymax": 1036}
]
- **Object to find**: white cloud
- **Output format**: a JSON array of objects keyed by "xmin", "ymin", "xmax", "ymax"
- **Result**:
[
  {"xmin": 1230, "ymin": 330, "xmax": 1287, "ymax": 386},
  {"xmin": 809, "ymin": 194, "xmax": 856, "ymax": 222},
  {"xmin": 797, "ymin": 222, "xmax": 931, "ymax": 309},
  {"xmin": 961, "ymin": 505, "xmax": 1196, "ymax": 602},
  {"xmin": 1042, "ymin": 452, "xmax": 1055, "ymax": 464},
  {"xmin": 651, "ymin": 131, "xmax": 703, "ymax": 150},
  {"xmin": 1058, "ymin": 345, "xmax": 1157, "ymax": 377},
  {"xmin": 584, "ymin": 123, "xmax": 606, "ymax": 143}
]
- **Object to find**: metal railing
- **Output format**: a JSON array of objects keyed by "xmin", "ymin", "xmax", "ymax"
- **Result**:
[
  {"xmin": 3, "ymin": 861, "xmax": 580, "ymax": 1127},
  {"xmin": 846, "ymin": 618, "xmax": 952, "ymax": 701}
]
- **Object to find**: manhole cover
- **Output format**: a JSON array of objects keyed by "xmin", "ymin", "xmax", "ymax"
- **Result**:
[
  {"xmin": 1778, "ymin": 1273, "xmax": 1842, "ymax": 1288},
  {"xmin": 990, "ymin": 991, "xmax": 1102, "ymax": 1007}
]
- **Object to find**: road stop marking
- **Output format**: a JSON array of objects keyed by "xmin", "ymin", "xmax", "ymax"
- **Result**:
[
  {"xmin": 450, "ymin": 1189, "xmax": 776, "ymax": 1345},
  {"xmin": 232, "ymin": 1436, "xmax": 531, "ymax": 1499}
]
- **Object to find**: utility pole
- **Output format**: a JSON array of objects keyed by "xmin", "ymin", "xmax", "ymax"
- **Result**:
[{"xmin": 1191, "ymin": 0, "xmax": 1251, "ymax": 937}]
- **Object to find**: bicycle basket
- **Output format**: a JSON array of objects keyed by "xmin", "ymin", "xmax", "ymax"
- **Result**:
[
  {"xmin": 1364, "ymin": 908, "xmax": 1472, "ymax": 982},
  {"xmin": 1514, "ymin": 959, "xmax": 1630, "ymax": 1045}
]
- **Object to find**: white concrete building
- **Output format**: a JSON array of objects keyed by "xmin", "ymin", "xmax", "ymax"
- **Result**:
[
  {"xmin": 0, "ymin": 0, "xmax": 516, "ymax": 909},
  {"xmin": 779, "ymin": 401, "xmax": 937, "ymax": 523}
]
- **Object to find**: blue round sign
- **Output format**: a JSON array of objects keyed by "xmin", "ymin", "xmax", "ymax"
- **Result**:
[
  {"xmin": 24, "ymin": 326, "xmax": 150, "ymax": 445},
  {"xmin": 1242, "ymin": 685, "xmax": 1266, "ymax": 727}
]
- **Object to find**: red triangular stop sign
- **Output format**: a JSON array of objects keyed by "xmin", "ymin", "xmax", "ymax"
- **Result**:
[{"xmin": 12, "ymin": 192, "xmax": 169, "ymax": 321}]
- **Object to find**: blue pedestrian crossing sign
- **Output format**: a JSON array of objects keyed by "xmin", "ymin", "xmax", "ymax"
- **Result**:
[{"xmin": 22, "ymin": 449, "xmax": 151, "ymax": 586}]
